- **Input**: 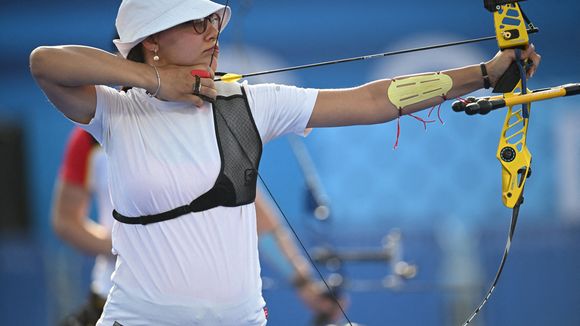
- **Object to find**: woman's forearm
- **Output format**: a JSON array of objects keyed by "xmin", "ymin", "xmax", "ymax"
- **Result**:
[{"xmin": 30, "ymin": 45, "xmax": 156, "ymax": 92}]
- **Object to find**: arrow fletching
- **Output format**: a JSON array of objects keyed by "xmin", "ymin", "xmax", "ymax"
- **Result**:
[{"xmin": 216, "ymin": 73, "xmax": 243, "ymax": 83}]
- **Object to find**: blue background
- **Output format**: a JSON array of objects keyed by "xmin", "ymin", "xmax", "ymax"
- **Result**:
[{"xmin": 1, "ymin": 0, "xmax": 579, "ymax": 325}]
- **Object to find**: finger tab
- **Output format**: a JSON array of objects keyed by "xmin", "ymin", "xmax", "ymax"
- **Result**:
[{"xmin": 191, "ymin": 69, "xmax": 211, "ymax": 78}]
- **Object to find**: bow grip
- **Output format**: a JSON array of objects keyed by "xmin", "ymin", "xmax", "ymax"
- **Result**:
[
  {"xmin": 492, "ymin": 61, "xmax": 521, "ymax": 93},
  {"xmin": 493, "ymin": 58, "xmax": 534, "ymax": 93}
]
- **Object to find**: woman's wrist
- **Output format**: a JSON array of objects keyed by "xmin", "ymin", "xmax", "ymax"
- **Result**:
[
  {"xmin": 480, "ymin": 62, "xmax": 492, "ymax": 89},
  {"xmin": 146, "ymin": 65, "xmax": 161, "ymax": 97},
  {"xmin": 291, "ymin": 273, "xmax": 313, "ymax": 289}
]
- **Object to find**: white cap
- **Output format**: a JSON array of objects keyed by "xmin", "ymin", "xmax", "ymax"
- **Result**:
[{"xmin": 113, "ymin": 0, "xmax": 231, "ymax": 58}]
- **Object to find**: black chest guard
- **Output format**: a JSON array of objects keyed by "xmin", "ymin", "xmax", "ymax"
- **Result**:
[{"xmin": 113, "ymin": 83, "xmax": 262, "ymax": 225}]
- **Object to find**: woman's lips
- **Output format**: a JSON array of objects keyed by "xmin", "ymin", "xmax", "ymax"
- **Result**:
[{"xmin": 205, "ymin": 46, "xmax": 219, "ymax": 54}]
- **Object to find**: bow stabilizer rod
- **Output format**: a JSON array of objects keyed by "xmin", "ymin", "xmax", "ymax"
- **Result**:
[{"xmin": 452, "ymin": 83, "xmax": 580, "ymax": 115}]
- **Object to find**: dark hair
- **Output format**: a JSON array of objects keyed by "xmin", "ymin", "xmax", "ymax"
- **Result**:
[
  {"xmin": 122, "ymin": 44, "xmax": 145, "ymax": 92},
  {"xmin": 127, "ymin": 44, "xmax": 145, "ymax": 63}
]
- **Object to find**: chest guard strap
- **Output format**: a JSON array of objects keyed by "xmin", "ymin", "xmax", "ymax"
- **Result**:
[{"xmin": 113, "ymin": 83, "xmax": 262, "ymax": 225}]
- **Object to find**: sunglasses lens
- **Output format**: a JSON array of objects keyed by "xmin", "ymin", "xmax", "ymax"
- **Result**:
[{"xmin": 192, "ymin": 19, "xmax": 206, "ymax": 34}]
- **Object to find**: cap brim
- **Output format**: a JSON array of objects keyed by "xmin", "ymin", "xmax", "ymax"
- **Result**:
[{"xmin": 115, "ymin": 5, "xmax": 231, "ymax": 58}]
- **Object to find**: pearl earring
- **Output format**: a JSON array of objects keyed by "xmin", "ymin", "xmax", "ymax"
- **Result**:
[{"xmin": 153, "ymin": 48, "xmax": 160, "ymax": 62}]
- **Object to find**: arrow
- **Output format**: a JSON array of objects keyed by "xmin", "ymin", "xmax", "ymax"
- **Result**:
[{"xmin": 215, "ymin": 29, "xmax": 538, "ymax": 83}]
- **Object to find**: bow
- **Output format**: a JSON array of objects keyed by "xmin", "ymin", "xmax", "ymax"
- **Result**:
[
  {"xmin": 208, "ymin": 1, "xmax": 580, "ymax": 325},
  {"xmin": 453, "ymin": 2, "xmax": 535, "ymax": 324},
  {"xmin": 451, "ymin": 1, "xmax": 579, "ymax": 325}
]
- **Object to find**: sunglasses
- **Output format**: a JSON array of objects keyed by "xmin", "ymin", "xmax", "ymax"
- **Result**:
[{"xmin": 191, "ymin": 13, "xmax": 221, "ymax": 34}]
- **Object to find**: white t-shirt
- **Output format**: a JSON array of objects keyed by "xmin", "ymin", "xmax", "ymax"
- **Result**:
[
  {"xmin": 89, "ymin": 147, "xmax": 116, "ymax": 298},
  {"xmin": 79, "ymin": 82, "xmax": 317, "ymax": 316}
]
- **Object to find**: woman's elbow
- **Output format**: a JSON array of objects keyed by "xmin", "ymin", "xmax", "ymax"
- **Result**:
[
  {"xmin": 51, "ymin": 212, "xmax": 68, "ymax": 240},
  {"xmin": 29, "ymin": 46, "xmax": 55, "ymax": 80}
]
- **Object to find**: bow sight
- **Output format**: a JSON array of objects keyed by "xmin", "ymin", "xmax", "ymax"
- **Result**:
[{"xmin": 484, "ymin": 0, "xmax": 524, "ymax": 11}]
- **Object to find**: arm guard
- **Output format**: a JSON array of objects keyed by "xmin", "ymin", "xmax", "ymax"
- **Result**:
[{"xmin": 387, "ymin": 72, "xmax": 453, "ymax": 110}]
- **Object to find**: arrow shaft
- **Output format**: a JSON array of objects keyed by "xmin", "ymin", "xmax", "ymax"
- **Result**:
[
  {"xmin": 235, "ymin": 35, "xmax": 497, "ymax": 80},
  {"xmin": 218, "ymin": 27, "xmax": 538, "ymax": 82}
]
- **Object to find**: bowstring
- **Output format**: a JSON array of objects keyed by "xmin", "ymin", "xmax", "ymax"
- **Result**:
[
  {"xmin": 208, "ymin": 1, "xmax": 353, "ymax": 324},
  {"xmin": 462, "ymin": 202, "xmax": 521, "ymax": 325}
]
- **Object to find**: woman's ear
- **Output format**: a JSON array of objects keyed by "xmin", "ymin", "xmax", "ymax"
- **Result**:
[{"xmin": 142, "ymin": 34, "xmax": 159, "ymax": 53}]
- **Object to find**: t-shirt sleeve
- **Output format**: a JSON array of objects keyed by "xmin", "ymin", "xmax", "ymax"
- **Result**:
[
  {"xmin": 73, "ymin": 85, "xmax": 120, "ymax": 145},
  {"xmin": 59, "ymin": 127, "xmax": 96, "ymax": 187},
  {"xmin": 244, "ymin": 83, "xmax": 318, "ymax": 143}
]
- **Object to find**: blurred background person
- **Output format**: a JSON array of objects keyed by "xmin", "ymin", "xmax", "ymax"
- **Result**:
[
  {"xmin": 256, "ymin": 191, "xmax": 345, "ymax": 324},
  {"xmin": 52, "ymin": 127, "xmax": 113, "ymax": 325}
]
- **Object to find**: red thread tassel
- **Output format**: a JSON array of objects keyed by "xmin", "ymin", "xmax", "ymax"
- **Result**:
[
  {"xmin": 428, "ymin": 95, "xmax": 447, "ymax": 125},
  {"xmin": 408, "ymin": 113, "xmax": 435, "ymax": 130},
  {"xmin": 393, "ymin": 114, "xmax": 401, "ymax": 150}
]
